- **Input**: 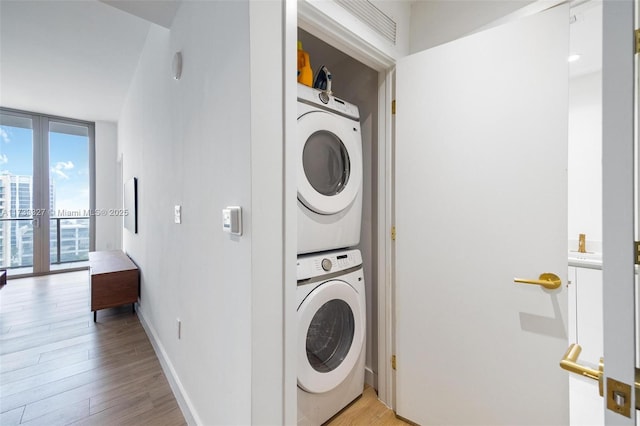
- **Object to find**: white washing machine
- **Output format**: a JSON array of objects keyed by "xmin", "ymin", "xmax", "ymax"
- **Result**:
[
  {"xmin": 297, "ymin": 249, "xmax": 366, "ymax": 425},
  {"xmin": 297, "ymin": 84, "xmax": 363, "ymax": 255}
]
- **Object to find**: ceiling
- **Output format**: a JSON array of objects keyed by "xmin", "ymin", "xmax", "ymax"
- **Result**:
[
  {"xmin": 0, "ymin": 0, "xmax": 180, "ymax": 123},
  {"xmin": 569, "ymin": 0, "xmax": 602, "ymax": 78},
  {"xmin": 0, "ymin": 0, "xmax": 601, "ymax": 124},
  {"xmin": 99, "ymin": 0, "xmax": 181, "ymax": 29}
]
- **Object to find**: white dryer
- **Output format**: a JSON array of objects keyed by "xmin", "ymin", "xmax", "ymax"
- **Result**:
[
  {"xmin": 297, "ymin": 249, "xmax": 365, "ymax": 425},
  {"xmin": 297, "ymin": 84, "xmax": 363, "ymax": 254}
]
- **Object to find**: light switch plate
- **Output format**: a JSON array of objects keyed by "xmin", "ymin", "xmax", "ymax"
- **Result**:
[
  {"xmin": 222, "ymin": 206, "xmax": 242, "ymax": 235},
  {"xmin": 174, "ymin": 205, "xmax": 181, "ymax": 224}
]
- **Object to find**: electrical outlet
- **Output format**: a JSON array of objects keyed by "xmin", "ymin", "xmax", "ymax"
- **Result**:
[
  {"xmin": 177, "ymin": 318, "xmax": 182, "ymax": 339},
  {"xmin": 174, "ymin": 205, "xmax": 182, "ymax": 224}
]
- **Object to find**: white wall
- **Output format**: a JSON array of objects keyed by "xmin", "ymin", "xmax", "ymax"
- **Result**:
[
  {"xmin": 371, "ymin": 0, "xmax": 411, "ymax": 58},
  {"xmin": 249, "ymin": 1, "xmax": 291, "ymax": 423},
  {"xmin": 94, "ymin": 121, "xmax": 121, "ymax": 251},
  {"xmin": 118, "ymin": 2, "xmax": 254, "ymax": 423},
  {"xmin": 298, "ymin": 0, "xmax": 410, "ymax": 70},
  {"xmin": 568, "ymin": 71, "xmax": 602, "ymax": 251},
  {"xmin": 409, "ymin": 0, "xmax": 535, "ymax": 53}
]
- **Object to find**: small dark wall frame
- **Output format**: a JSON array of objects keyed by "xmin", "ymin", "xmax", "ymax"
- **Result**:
[{"xmin": 124, "ymin": 177, "xmax": 138, "ymax": 234}]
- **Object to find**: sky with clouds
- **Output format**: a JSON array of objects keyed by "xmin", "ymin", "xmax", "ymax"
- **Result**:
[{"xmin": 0, "ymin": 124, "xmax": 89, "ymax": 214}]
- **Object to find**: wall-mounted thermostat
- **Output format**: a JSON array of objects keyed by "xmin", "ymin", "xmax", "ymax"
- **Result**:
[{"xmin": 222, "ymin": 206, "xmax": 242, "ymax": 236}]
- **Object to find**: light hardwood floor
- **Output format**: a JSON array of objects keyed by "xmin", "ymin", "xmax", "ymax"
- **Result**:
[
  {"xmin": 1, "ymin": 271, "xmax": 405, "ymax": 426},
  {"xmin": 327, "ymin": 386, "xmax": 410, "ymax": 426},
  {"xmin": 0, "ymin": 271, "xmax": 185, "ymax": 426}
]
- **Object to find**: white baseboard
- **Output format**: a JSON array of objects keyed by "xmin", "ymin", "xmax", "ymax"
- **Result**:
[
  {"xmin": 136, "ymin": 304, "xmax": 201, "ymax": 425},
  {"xmin": 365, "ymin": 366, "xmax": 377, "ymax": 390}
]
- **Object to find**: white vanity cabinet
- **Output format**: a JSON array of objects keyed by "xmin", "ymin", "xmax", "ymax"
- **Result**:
[{"xmin": 568, "ymin": 264, "xmax": 604, "ymax": 426}]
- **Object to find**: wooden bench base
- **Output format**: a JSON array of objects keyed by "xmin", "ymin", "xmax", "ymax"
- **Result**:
[
  {"xmin": 89, "ymin": 251, "xmax": 139, "ymax": 322},
  {"xmin": 93, "ymin": 302, "xmax": 136, "ymax": 322}
]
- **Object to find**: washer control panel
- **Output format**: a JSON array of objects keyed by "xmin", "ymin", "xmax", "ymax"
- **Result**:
[{"xmin": 297, "ymin": 249, "xmax": 362, "ymax": 281}]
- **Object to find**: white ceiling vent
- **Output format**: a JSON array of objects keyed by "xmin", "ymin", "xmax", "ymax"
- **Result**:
[{"xmin": 334, "ymin": 0, "xmax": 397, "ymax": 45}]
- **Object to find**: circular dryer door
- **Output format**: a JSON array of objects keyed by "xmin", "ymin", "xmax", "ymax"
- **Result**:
[
  {"xmin": 297, "ymin": 280, "xmax": 364, "ymax": 394},
  {"xmin": 297, "ymin": 111, "xmax": 362, "ymax": 215}
]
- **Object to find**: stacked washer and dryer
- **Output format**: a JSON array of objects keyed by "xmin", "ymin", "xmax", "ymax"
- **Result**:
[{"xmin": 296, "ymin": 83, "xmax": 366, "ymax": 425}]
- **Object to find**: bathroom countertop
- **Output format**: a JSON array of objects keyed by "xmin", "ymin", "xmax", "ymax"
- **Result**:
[{"xmin": 568, "ymin": 251, "xmax": 602, "ymax": 270}]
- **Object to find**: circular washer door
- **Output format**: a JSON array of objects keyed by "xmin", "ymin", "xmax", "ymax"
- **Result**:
[
  {"xmin": 298, "ymin": 111, "xmax": 362, "ymax": 215},
  {"xmin": 297, "ymin": 280, "xmax": 364, "ymax": 394}
]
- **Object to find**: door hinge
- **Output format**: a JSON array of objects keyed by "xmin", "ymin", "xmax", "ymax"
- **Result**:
[
  {"xmin": 391, "ymin": 355, "xmax": 397, "ymax": 370},
  {"xmin": 636, "ymin": 29, "xmax": 640, "ymax": 54},
  {"xmin": 635, "ymin": 241, "xmax": 640, "ymax": 265},
  {"xmin": 391, "ymin": 100, "xmax": 396, "ymax": 115},
  {"xmin": 391, "ymin": 226, "xmax": 396, "ymax": 241}
]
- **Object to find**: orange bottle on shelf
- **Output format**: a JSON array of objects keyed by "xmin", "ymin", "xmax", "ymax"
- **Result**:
[{"xmin": 297, "ymin": 41, "xmax": 313, "ymax": 87}]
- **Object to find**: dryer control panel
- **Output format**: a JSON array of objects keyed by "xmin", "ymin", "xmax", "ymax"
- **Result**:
[
  {"xmin": 297, "ymin": 84, "xmax": 360, "ymax": 121},
  {"xmin": 297, "ymin": 249, "xmax": 362, "ymax": 281}
]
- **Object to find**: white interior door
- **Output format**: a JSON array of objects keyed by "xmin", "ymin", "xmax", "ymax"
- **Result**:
[{"xmin": 395, "ymin": 5, "xmax": 570, "ymax": 425}]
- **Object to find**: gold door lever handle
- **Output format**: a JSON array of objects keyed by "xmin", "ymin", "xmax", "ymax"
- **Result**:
[
  {"xmin": 559, "ymin": 343, "xmax": 602, "ymax": 383},
  {"xmin": 560, "ymin": 343, "xmax": 640, "ymax": 416},
  {"xmin": 560, "ymin": 344, "xmax": 605, "ymax": 403},
  {"xmin": 513, "ymin": 273, "xmax": 561, "ymax": 290}
]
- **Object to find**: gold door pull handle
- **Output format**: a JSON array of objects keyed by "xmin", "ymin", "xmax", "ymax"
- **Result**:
[{"xmin": 513, "ymin": 273, "xmax": 561, "ymax": 290}]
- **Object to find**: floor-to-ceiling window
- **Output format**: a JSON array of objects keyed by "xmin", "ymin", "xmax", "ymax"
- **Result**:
[{"xmin": 0, "ymin": 109, "xmax": 94, "ymax": 276}]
